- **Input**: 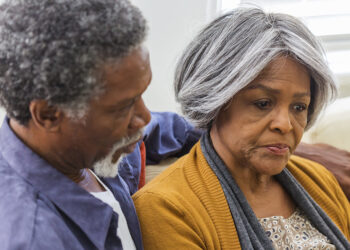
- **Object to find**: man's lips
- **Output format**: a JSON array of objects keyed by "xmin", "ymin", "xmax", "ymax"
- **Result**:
[
  {"xmin": 111, "ymin": 140, "xmax": 141, "ymax": 163},
  {"xmin": 264, "ymin": 144, "xmax": 290, "ymax": 155},
  {"xmin": 122, "ymin": 141, "xmax": 138, "ymax": 153}
]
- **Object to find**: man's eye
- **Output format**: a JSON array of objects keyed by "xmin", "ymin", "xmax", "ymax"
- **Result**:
[
  {"xmin": 118, "ymin": 100, "xmax": 136, "ymax": 113},
  {"xmin": 254, "ymin": 99, "xmax": 271, "ymax": 109},
  {"xmin": 122, "ymin": 103, "xmax": 133, "ymax": 111},
  {"xmin": 293, "ymin": 103, "xmax": 307, "ymax": 112},
  {"xmin": 118, "ymin": 104, "xmax": 133, "ymax": 114}
]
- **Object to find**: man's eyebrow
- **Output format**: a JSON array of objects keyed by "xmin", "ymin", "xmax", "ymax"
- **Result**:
[
  {"xmin": 246, "ymin": 83, "xmax": 310, "ymax": 98},
  {"xmin": 113, "ymin": 94, "xmax": 141, "ymax": 108},
  {"xmin": 114, "ymin": 98, "xmax": 135, "ymax": 108}
]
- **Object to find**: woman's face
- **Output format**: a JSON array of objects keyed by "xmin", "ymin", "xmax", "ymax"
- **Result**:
[{"xmin": 210, "ymin": 57, "xmax": 311, "ymax": 176}]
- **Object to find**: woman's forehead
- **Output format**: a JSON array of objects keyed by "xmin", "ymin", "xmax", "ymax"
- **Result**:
[
  {"xmin": 257, "ymin": 57, "xmax": 309, "ymax": 81},
  {"xmin": 239, "ymin": 57, "xmax": 311, "ymax": 95}
]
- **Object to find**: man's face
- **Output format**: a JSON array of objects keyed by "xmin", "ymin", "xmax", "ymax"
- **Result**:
[
  {"xmin": 59, "ymin": 46, "xmax": 152, "ymax": 173},
  {"xmin": 92, "ymin": 127, "xmax": 145, "ymax": 178}
]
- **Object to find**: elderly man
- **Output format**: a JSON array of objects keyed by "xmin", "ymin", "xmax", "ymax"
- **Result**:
[{"xmin": 0, "ymin": 0, "xmax": 203, "ymax": 249}]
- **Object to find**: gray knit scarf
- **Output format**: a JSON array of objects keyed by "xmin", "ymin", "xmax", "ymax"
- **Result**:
[{"xmin": 200, "ymin": 132, "xmax": 350, "ymax": 249}]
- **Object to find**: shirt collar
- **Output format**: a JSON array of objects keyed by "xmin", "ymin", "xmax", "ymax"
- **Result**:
[{"xmin": 0, "ymin": 118, "xmax": 115, "ymax": 250}]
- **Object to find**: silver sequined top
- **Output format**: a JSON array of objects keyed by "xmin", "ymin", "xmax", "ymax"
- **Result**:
[{"xmin": 259, "ymin": 208, "xmax": 336, "ymax": 250}]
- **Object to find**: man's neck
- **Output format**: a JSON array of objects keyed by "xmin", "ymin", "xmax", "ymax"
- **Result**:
[
  {"xmin": 9, "ymin": 119, "xmax": 105, "ymax": 192},
  {"xmin": 75, "ymin": 169, "xmax": 106, "ymax": 192}
]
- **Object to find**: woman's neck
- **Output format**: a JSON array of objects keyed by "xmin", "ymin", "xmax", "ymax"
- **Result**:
[{"xmin": 209, "ymin": 127, "xmax": 295, "ymax": 218}]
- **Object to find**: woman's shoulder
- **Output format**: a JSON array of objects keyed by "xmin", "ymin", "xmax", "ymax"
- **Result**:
[
  {"xmin": 132, "ymin": 143, "xmax": 237, "ymax": 249},
  {"xmin": 132, "ymin": 141, "xmax": 229, "ymax": 223},
  {"xmin": 133, "ymin": 156, "xmax": 191, "ymax": 201},
  {"xmin": 133, "ymin": 150, "xmax": 199, "ymax": 203},
  {"xmin": 287, "ymin": 155, "xmax": 338, "ymax": 185},
  {"xmin": 134, "ymin": 142, "xmax": 217, "ymax": 200},
  {"xmin": 287, "ymin": 155, "xmax": 345, "ymax": 199},
  {"xmin": 287, "ymin": 155, "xmax": 350, "ymax": 238}
]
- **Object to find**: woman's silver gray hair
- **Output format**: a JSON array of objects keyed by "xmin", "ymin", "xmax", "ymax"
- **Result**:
[
  {"xmin": 0, "ymin": 0, "xmax": 146, "ymax": 125},
  {"xmin": 174, "ymin": 8, "xmax": 337, "ymax": 130}
]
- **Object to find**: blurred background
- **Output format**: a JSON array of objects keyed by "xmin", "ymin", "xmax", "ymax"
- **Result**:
[
  {"xmin": 132, "ymin": 0, "xmax": 350, "ymax": 112},
  {"xmin": 131, "ymin": 0, "xmax": 350, "ymax": 150},
  {"xmin": 0, "ymin": 0, "xmax": 349, "ymax": 149}
]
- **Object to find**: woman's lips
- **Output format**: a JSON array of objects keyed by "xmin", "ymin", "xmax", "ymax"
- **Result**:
[{"xmin": 265, "ymin": 144, "xmax": 290, "ymax": 155}]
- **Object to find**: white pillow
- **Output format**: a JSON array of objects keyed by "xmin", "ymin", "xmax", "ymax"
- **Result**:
[{"xmin": 303, "ymin": 96, "xmax": 350, "ymax": 151}]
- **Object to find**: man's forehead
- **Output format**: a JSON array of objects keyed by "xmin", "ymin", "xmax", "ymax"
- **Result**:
[
  {"xmin": 92, "ymin": 46, "xmax": 151, "ymax": 107},
  {"xmin": 102, "ymin": 46, "xmax": 150, "ymax": 73}
]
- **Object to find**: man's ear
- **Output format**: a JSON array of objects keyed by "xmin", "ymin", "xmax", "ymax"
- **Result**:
[{"xmin": 29, "ymin": 100, "xmax": 64, "ymax": 132}]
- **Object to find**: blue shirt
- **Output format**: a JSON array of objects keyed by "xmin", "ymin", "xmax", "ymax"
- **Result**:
[
  {"xmin": 117, "ymin": 112, "xmax": 202, "ymax": 195},
  {"xmin": 0, "ymin": 112, "xmax": 201, "ymax": 250}
]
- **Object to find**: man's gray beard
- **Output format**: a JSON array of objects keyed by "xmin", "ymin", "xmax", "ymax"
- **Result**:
[{"xmin": 92, "ymin": 129, "xmax": 144, "ymax": 178}]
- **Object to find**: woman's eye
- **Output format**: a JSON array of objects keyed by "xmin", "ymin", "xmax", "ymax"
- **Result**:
[
  {"xmin": 293, "ymin": 103, "xmax": 307, "ymax": 112},
  {"xmin": 254, "ymin": 99, "xmax": 271, "ymax": 109}
]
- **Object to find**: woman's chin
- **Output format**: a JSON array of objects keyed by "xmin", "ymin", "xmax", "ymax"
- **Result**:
[{"xmin": 249, "ymin": 157, "xmax": 289, "ymax": 176}]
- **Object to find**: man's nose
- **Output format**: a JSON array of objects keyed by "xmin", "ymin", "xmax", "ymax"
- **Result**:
[
  {"xmin": 129, "ymin": 98, "xmax": 151, "ymax": 130},
  {"xmin": 269, "ymin": 107, "xmax": 293, "ymax": 134}
]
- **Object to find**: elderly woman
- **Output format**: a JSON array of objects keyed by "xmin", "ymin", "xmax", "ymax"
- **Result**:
[{"xmin": 133, "ymin": 8, "xmax": 350, "ymax": 250}]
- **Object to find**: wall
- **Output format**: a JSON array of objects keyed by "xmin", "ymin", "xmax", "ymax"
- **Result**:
[
  {"xmin": 0, "ymin": 0, "xmax": 215, "ymax": 121},
  {"xmin": 131, "ymin": 0, "xmax": 216, "ymax": 113}
]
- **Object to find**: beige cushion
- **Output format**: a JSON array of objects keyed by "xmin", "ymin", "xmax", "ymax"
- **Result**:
[
  {"xmin": 302, "ymin": 96, "xmax": 350, "ymax": 151},
  {"xmin": 145, "ymin": 158, "xmax": 177, "ymax": 184}
]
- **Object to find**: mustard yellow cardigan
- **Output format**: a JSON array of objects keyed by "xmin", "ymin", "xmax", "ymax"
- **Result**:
[{"xmin": 133, "ymin": 143, "xmax": 350, "ymax": 250}]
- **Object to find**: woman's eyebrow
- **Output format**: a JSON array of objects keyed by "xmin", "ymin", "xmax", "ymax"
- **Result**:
[
  {"xmin": 246, "ymin": 83, "xmax": 280, "ymax": 94},
  {"xmin": 293, "ymin": 92, "xmax": 311, "ymax": 98}
]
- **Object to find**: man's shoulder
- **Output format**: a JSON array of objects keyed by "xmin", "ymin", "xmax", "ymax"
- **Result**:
[
  {"xmin": 0, "ymin": 156, "xmax": 37, "ymax": 202},
  {"xmin": 0, "ymin": 154, "xmax": 37, "ymax": 197},
  {"xmin": 0, "ymin": 160, "xmax": 71, "ymax": 249},
  {"xmin": 0, "ymin": 182, "xmax": 36, "ymax": 249}
]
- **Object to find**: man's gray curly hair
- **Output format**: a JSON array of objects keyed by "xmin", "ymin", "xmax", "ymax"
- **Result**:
[{"xmin": 0, "ymin": 0, "xmax": 147, "ymax": 125}]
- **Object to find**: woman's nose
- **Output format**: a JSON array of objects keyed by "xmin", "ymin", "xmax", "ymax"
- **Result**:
[
  {"xmin": 269, "ymin": 107, "xmax": 293, "ymax": 134},
  {"xmin": 129, "ymin": 98, "xmax": 151, "ymax": 130}
]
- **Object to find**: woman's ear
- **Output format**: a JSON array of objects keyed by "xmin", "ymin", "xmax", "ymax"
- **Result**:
[{"xmin": 29, "ymin": 100, "xmax": 64, "ymax": 132}]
